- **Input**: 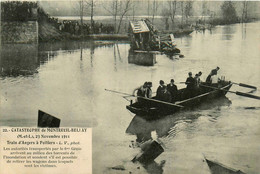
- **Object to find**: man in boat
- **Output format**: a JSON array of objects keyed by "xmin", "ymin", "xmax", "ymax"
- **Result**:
[
  {"xmin": 194, "ymin": 71, "xmax": 202, "ymax": 87},
  {"xmin": 156, "ymin": 80, "xmax": 165, "ymax": 100},
  {"xmin": 160, "ymin": 86, "xmax": 172, "ymax": 102},
  {"xmin": 206, "ymin": 67, "xmax": 220, "ymax": 83},
  {"xmin": 133, "ymin": 82, "xmax": 148, "ymax": 103},
  {"xmin": 146, "ymin": 82, "xmax": 153, "ymax": 98},
  {"xmin": 167, "ymin": 79, "xmax": 178, "ymax": 102},
  {"xmin": 185, "ymin": 72, "xmax": 196, "ymax": 98},
  {"xmin": 211, "ymin": 67, "xmax": 220, "ymax": 75}
]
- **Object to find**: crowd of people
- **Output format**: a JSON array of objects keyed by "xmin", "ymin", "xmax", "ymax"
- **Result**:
[
  {"xmin": 56, "ymin": 21, "xmax": 115, "ymax": 35},
  {"xmin": 134, "ymin": 67, "xmax": 220, "ymax": 104}
]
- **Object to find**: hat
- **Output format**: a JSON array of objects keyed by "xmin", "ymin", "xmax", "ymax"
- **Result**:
[
  {"xmin": 147, "ymin": 82, "xmax": 152, "ymax": 87},
  {"xmin": 188, "ymin": 72, "xmax": 192, "ymax": 75}
]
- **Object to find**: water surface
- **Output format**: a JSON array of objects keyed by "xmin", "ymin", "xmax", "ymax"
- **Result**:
[{"xmin": 0, "ymin": 22, "xmax": 260, "ymax": 174}]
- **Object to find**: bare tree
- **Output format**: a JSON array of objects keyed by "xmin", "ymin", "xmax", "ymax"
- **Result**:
[
  {"xmin": 117, "ymin": 0, "xmax": 132, "ymax": 33},
  {"xmin": 202, "ymin": 1, "xmax": 208, "ymax": 21},
  {"xmin": 161, "ymin": 8, "xmax": 170, "ymax": 30},
  {"xmin": 132, "ymin": 1, "xmax": 136, "ymax": 20},
  {"xmin": 103, "ymin": 0, "xmax": 131, "ymax": 34},
  {"xmin": 73, "ymin": 0, "xmax": 85, "ymax": 35},
  {"xmin": 79, "ymin": 0, "xmax": 84, "ymax": 27},
  {"xmin": 168, "ymin": 0, "xmax": 177, "ymax": 28},
  {"xmin": 241, "ymin": 0, "xmax": 248, "ymax": 22},
  {"xmin": 180, "ymin": 1, "xmax": 184, "ymax": 27},
  {"xmin": 151, "ymin": 0, "xmax": 160, "ymax": 24},
  {"xmin": 184, "ymin": 1, "xmax": 193, "ymax": 24},
  {"xmin": 85, "ymin": 0, "xmax": 96, "ymax": 33},
  {"xmin": 103, "ymin": 0, "xmax": 118, "ymax": 33}
]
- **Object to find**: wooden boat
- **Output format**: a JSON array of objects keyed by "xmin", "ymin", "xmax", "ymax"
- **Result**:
[{"xmin": 126, "ymin": 81, "xmax": 232, "ymax": 120}]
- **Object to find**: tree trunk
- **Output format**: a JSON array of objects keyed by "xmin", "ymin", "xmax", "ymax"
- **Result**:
[{"xmin": 90, "ymin": 0, "xmax": 94, "ymax": 31}]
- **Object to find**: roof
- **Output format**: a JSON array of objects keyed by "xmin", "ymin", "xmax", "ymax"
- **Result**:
[{"xmin": 130, "ymin": 21, "xmax": 150, "ymax": 34}]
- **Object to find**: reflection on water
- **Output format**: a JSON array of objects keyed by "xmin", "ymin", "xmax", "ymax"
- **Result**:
[
  {"xmin": 126, "ymin": 97, "xmax": 231, "ymax": 143},
  {"xmin": 221, "ymin": 25, "xmax": 236, "ymax": 40},
  {"xmin": 143, "ymin": 160, "xmax": 166, "ymax": 174},
  {"xmin": 128, "ymin": 50, "xmax": 156, "ymax": 66},
  {"xmin": 0, "ymin": 41, "xmax": 114, "ymax": 77},
  {"xmin": 0, "ymin": 44, "xmax": 39, "ymax": 76}
]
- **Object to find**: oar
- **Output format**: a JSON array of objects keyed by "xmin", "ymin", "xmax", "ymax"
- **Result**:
[
  {"xmin": 137, "ymin": 96, "xmax": 184, "ymax": 108},
  {"xmin": 105, "ymin": 89, "xmax": 184, "ymax": 108},
  {"xmin": 200, "ymin": 84, "xmax": 260, "ymax": 100},
  {"xmin": 105, "ymin": 89, "xmax": 134, "ymax": 96},
  {"xmin": 232, "ymin": 82, "xmax": 257, "ymax": 90}
]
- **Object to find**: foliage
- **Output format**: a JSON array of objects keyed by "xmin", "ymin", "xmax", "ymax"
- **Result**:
[
  {"xmin": 1, "ymin": 1, "xmax": 38, "ymax": 21},
  {"xmin": 221, "ymin": 1, "xmax": 238, "ymax": 24},
  {"xmin": 184, "ymin": 1, "xmax": 193, "ymax": 19}
]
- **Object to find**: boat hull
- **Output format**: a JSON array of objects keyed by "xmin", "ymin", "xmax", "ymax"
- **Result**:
[{"xmin": 126, "ymin": 82, "xmax": 232, "ymax": 120}]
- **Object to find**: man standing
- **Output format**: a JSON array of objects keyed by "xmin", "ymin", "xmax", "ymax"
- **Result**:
[
  {"xmin": 146, "ymin": 82, "xmax": 153, "ymax": 98},
  {"xmin": 185, "ymin": 72, "xmax": 195, "ymax": 98},
  {"xmin": 167, "ymin": 79, "xmax": 178, "ymax": 102},
  {"xmin": 156, "ymin": 80, "xmax": 165, "ymax": 100},
  {"xmin": 206, "ymin": 67, "xmax": 220, "ymax": 83}
]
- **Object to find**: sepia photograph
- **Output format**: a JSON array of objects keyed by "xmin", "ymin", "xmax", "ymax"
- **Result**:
[{"xmin": 0, "ymin": 0, "xmax": 260, "ymax": 173}]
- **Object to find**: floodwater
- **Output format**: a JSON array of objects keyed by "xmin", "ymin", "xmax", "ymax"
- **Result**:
[{"xmin": 1, "ymin": 22, "xmax": 260, "ymax": 174}]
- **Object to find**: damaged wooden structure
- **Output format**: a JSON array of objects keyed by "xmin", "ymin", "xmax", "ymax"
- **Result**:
[{"xmin": 129, "ymin": 19, "xmax": 180, "ymax": 56}]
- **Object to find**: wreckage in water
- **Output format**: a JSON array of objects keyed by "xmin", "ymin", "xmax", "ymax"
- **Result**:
[
  {"xmin": 205, "ymin": 158, "xmax": 246, "ymax": 174},
  {"xmin": 129, "ymin": 19, "xmax": 180, "ymax": 56}
]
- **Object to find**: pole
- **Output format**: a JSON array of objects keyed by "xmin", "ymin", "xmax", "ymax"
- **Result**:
[
  {"xmin": 200, "ymin": 84, "xmax": 260, "ymax": 100},
  {"xmin": 104, "ymin": 89, "xmax": 184, "ymax": 108}
]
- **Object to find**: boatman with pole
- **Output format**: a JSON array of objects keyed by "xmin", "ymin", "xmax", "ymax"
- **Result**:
[{"xmin": 185, "ymin": 72, "xmax": 195, "ymax": 98}]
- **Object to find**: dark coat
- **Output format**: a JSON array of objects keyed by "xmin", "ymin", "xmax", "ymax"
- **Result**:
[
  {"xmin": 156, "ymin": 85, "xmax": 164, "ymax": 99},
  {"xmin": 167, "ymin": 84, "xmax": 178, "ymax": 96},
  {"xmin": 185, "ymin": 77, "xmax": 195, "ymax": 89}
]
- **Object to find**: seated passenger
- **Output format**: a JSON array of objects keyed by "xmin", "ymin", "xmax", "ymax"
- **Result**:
[
  {"xmin": 185, "ymin": 72, "xmax": 195, "ymax": 89},
  {"xmin": 146, "ymin": 82, "xmax": 153, "ymax": 98},
  {"xmin": 160, "ymin": 86, "xmax": 172, "ymax": 102},
  {"xmin": 167, "ymin": 79, "xmax": 178, "ymax": 102},
  {"xmin": 156, "ymin": 80, "xmax": 165, "ymax": 100},
  {"xmin": 185, "ymin": 72, "xmax": 195, "ymax": 98}
]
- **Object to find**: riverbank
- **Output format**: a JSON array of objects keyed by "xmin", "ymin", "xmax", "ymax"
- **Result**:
[
  {"xmin": 38, "ymin": 15, "xmax": 259, "ymax": 42},
  {"xmin": 38, "ymin": 22, "xmax": 128, "ymax": 42}
]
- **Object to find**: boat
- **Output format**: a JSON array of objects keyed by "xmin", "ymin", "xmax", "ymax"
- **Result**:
[
  {"xmin": 126, "ymin": 80, "xmax": 232, "ymax": 120},
  {"xmin": 205, "ymin": 158, "xmax": 246, "ymax": 174}
]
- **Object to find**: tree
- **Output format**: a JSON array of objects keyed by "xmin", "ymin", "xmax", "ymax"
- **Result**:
[
  {"xmin": 151, "ymin": 0, "xmax": 160, "ymax": 24},
  {"xmin": 168, "ymin": 0, "xmax": 177, "ymax": 28},
  {"xmin": 161, "ymin": 8, "xmax": 170, "ymax": 30},
  {"xmin": 85, "ymin": 0, "xmax": 96, "ymax": 33},
  {"xmin": 241, "ymin": 0, "xmax": 248, "ymax": 22},
  {"xmin": 221, "ymin": 1, "xmax": 238, "ymax": 24},
  {"xmin": 116, "ymin": 0, "xmax": 132, "ymax": 33},
  {"xmin": 103, "ymin": 0, "xmax": 119, "ymax": 33},
  {"xmin": 184, "ymin": 1, "xmax": 193, "ymax": 24},
  {"xmin": 103, "ymin": 0, "xmax": 132, "ymax": 34}
]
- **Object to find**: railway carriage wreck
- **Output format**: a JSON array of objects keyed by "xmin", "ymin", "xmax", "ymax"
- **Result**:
[{"xmin": 129, "ymin": 19, "xmax": 181, "ymax": 56}]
